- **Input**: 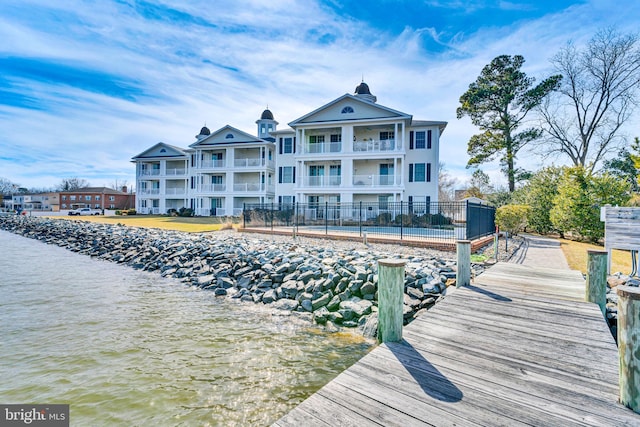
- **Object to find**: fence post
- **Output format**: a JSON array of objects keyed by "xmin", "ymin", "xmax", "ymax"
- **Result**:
[
  {"xmin": 400, "ymin": 201, "xmax": 404, "ymax": 241},
  {"xmin": 586, "ymin": 250, "xmax": 607, "ymax": 316},
  {"xmin": 325, "ymin": 201, "xmax": 328, "ymax": 235},
  {"xmin": 295, "ymin": 202, "xmax": 299, "ymax": 233},
  {"xmin": 456, "ymin": 240, "xmax": 471, "ymax": 288},
  {"xmin": 377, "ymin": 259, "xmax": 406, "ymax": 343},
  {"xmin": 617, "ymin": 285, "xmax": 640, "ymax": 413},
  {"xmin": 271, "ymin": 202, "xmax": 274, "ymax": 231},
  {"xmin": 363, "ymin": 231, "xmax": 367, "ymax": 245},
  {"xmin": 243, "ymin": 203, "xmax": 246, "ymax": 228},
  {"xmin": 359, "ymin": 201, "xmax": 362, "ymax": 237}
]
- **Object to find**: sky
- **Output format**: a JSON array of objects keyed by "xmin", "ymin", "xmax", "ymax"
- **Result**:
[{"xmin": 1, "ymin": 0, "xmax": 639, "ymax": 192}]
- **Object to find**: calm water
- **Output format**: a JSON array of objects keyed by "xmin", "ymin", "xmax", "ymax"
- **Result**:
[{"xmin": 0, "ymin": 230, "xmax": 372, "ymax": 426}]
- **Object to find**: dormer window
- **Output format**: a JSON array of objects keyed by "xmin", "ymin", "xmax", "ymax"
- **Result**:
[
  {"xmin": 225, "ymin": 133, "xmax": 234, "ymax": 139},
  {"xmin": 341, "ymin": 106, "xmax": 354, "ymax": 114}
]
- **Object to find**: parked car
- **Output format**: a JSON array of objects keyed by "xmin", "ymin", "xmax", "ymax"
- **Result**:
[{"xmin": 68, "ymin": 208, "xmax": 101, "ymax": 216}]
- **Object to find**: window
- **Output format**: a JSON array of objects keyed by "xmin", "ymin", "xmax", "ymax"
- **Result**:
[
  {"xmin": 160, "ymin": 148, "xmax": 166, "ymax": 153},
  {"xmin": 415, "ymin": 131, "xmax": 426, "ymax": 149},
  {"xmin": 109, "ymin": 196, "xmax": 115, "ymax": 201},
  {"xmin": 62, "ymin": 195, "xmax": 66, "ymax": 201},
  {"xmin": 95, "ymin": 204, "xmax": 100, "ymax": 209},
  {"xmin": 225, "ymin": 133, "xmax": 234, "ymax": 139},
  {"xmin": 309, "ymin": 135, "xmax": 325, "ymax": 144},
  {"xmin": 409, "ymin": 163, "xmax": 426, "ymax": 182},
  {"xmin": 211, "ymin": 175, "xmax": 223, "ymax": 184},
  {"xmin": 279, "ymin": 195, "xmax": 294, "ymax": 206},
  {"xmin": 280, "ymin": 137, "xmax": 293, "ymax": 154},
  {"xmin": 380, "ymin": 131, "xmax": 394, "ymax": 141},
  {"xmin": 379, "ymin": 195, "xmax": 390, "ymax": 210},
  {"xmin": 330, "ymin": 134, "xmax": 341, "ymax": 143},
  {"xmin": 279, "ymin": 166, "xmax": 295, "ymax": 184},
  {"xmin": 62, "ymin": 203, "xmax": 67, "ymax": 208},
  {"xmin": 85, "ymin": 195, "xmax": 91, "ymax": 201},
  {"xmin": 70, "ymin": 195, "xmax": 76, "ymax": 201},
  {"xmin": 109, "ymin": 204, "xmax": 115, "ymax": 209},
  {"xmin": 341, "ymin": 106, "xmax": 354, "ymax": 114},
  {"xmin": 95, "ymin": 195, "xmax": 101, "ymax": 201}
]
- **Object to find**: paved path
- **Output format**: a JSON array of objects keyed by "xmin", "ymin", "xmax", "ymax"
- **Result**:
[{"xmin": 509, "ymin": 234, "xmax": 570, "ymax": 270}]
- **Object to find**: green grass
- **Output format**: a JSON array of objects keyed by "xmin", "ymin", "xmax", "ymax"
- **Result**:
[
  {"xmin": 53, "ymin": 215, "xmax": 239, "ymax": 233},
  {"xmin": 471, "ymin": 254, "xmax": 489, "ymax": 263}
]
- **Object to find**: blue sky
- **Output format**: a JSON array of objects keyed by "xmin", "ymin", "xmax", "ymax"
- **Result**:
[{"xmin": 1, "ymin": 0, "xmax": 639, "ymax": 191}]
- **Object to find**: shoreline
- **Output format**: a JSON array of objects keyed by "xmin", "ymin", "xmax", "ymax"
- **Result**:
[{"xmin": 0, "ymin": 215, "xmax": 489, "ymax": 337}]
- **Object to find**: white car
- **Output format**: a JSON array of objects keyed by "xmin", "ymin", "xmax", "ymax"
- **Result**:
[{"xmin": 68, "ymin": 208, "xmax": 101, "ymax": 216}]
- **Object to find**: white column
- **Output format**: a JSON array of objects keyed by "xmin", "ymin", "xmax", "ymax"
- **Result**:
[{"xmin": 343, "ymin": 125, "xmax": 353, "ymax": 153}]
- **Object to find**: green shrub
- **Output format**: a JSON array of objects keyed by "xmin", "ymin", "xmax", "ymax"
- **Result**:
[
  {"xmin": 115, "ymin": 210, "xmax": 122, "ymax": 216},
  {"xmin": 496, "ymin": 204, "xmax": 531, "ymax": 235},
  {"xmin": 178, "ymin": 207, "xmax": 194, "ymax": 217},
  {"xmin": 126, "ymin": 208, "xmax": 137, "ymax": 215}
]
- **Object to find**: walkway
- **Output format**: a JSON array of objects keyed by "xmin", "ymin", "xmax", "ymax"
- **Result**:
[
  {"xmin": 274, "ymin": 262, "xmax": 637, "ymax": 426},
  {"xmin": 509, "ymin": 233, "xmax": 570, "ymax": 269}
]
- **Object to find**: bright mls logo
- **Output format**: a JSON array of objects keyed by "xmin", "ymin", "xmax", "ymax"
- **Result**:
[{"xmin": 1, "ymin": 405, "xmax": 69, "ymax": 426}]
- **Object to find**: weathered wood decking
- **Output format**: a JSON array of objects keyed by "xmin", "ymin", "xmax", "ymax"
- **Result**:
[{"xmin": 274, "ymin": 262, "xmax": 638, "ymax": 426}]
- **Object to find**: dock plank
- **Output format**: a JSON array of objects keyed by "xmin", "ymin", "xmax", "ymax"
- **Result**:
[{"xmin": 274, "ymin": 262, "xmax": 639, "ymax": 426}]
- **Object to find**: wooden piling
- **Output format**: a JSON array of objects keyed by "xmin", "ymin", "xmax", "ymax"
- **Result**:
[
  {"xmin": 586, "ymin": 250, "xmax": 607, "ymax": 316},
  {"xmin": 457, "ymin": 240, "xmax": 471, "ymax": 288},
  {"xmin": 377, "ymin": 259, "xmax": 406, "ymax": 343},
  {"xmin": 617, "ymin": 285, "xmax": 640, "ymax": 413}
]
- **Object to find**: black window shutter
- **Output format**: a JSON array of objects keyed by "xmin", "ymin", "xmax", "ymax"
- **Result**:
[
  {"xmin": 279, "ymin": 138, "xmax": 283, "ymax": 154},
  {"xmin": 409, "ymin": 131, "xmax": 414, "ymax": 149},
  {"xmin": 427, "ymin": 163, "xmax": 432, "ymax": 182},
  {"xmin": 426, "ymin": 196, "xmax": 431, "ymax": 206},
  {"xmin": 278, "ymin": 196, "xmax": 282, "ymax": 204},
  {"xmin": 293, "ymin": 167, "xmax": 296, "ymax": 183},
  {"xmin": 427, "ymin": 130, "xmax": 432, "ymax": 149},
  {"xmin": 293, "ymin": 137, "xmax": 296, "ymax": 153},
  {"xmin": 409, "ymin": 164, "xmax": 414, "ymax": 182},
  {"xmin": 278, "ymin": 167, "xmax": 283, "ymax": 183}
]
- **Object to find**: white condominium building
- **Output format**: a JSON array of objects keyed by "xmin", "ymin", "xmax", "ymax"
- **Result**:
[{"xmin": 132, "ymin": 82, "xmax": 446, "ymax": 216}]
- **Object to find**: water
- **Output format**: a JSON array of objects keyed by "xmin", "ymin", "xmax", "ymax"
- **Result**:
[{"xmin": 0, "ymin": 230, "xmax": 373, "ymax": 426}]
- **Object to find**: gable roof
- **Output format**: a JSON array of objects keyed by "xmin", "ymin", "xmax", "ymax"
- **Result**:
[
  {"xmin": 131, "ymin": 142, "xmax": 188, "ymax": 160},
  {"xmin": 288, "ymin": 94, "xmax": 412, "ymax": 127},
  {"xmin": 189, "ymin": 125, "xmax": 271, "ymax": 147}
]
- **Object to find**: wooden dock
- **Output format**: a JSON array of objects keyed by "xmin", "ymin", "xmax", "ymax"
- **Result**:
[{"xmin": 274, "ymin": 262, "xmax": 638, "ymax": 426}]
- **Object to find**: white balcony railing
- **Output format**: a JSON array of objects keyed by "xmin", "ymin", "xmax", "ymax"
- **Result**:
[
  {"xmin": 201, "ymin": 159, "xmax": 226, "ymax": 168},
  {"xmin": 304, "ymin": 142, "xmax": 342, "ymax": 154},
  {"xmin": 166, "ymin": 168, "xmax": 187, "ymax": 176},
  {"xmin": 140, "ymin": 170, "xmax": 161, "ymax": 176},
  {"xmin": 139, "ymin": 189, "xmax": 160, "ymax": 195},
  {"xmin": 165, "ymin": 188, "xmax": 187, "ymax": 195},
  {"xmin": 233, "ymin": 183, "xmax": 262, "ymax": 192},
  {"xmin": 200, "ymin": 184, "xmax": 226, "ymax": 192},
  {"xmin": 353, "ymin": 139, "xmax": 397, "ymax": 152},
  {"xmin": 234, "ymin": 158, "xmax": 261, "ymax": 167},
  {"xmin": 304, "ymin": 175, "xmax": 342, "ymax": 187},
  {"xmin": 352, "ymin": 174, "xmax": 397, "ymax": 186}
]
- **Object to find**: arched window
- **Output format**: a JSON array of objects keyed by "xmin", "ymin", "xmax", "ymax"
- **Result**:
[
  {"xmin": 341, "ymin": 106, "xmax": 354, "ymax": 114},
  {"xmin": 225, "ymin": 133, "xmax": 234, "ymax": 139},
  {"xmin": 160, "ymin": 148, "xmax": 166, "ymax": 153}
]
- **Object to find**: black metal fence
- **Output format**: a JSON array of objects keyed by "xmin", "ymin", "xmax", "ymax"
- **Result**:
[{"xmin": 243, "ymin": 201, "xmax": 495, "ymax": 243}]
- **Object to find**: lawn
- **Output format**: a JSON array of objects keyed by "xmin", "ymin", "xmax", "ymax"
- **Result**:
[
  {"xmin": 559, "ymin": 238, "xmax": 633, "ymax": 275},
  {"xmin": 55, "ymin": 215, "xmax": 238, "ymax": 233}
]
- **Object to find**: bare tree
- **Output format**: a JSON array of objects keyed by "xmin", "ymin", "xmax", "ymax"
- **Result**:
[
  {"xmin": 539, "ymin": 28, "xmax": 640, "ymax": 172},
  {"xmin": 109, "ymin": 179, "xmax": 129, "ymax": 192},
  {"xmin": 438, "ymin": 163, "xmax": 458, "ymax": 202},
  {"xmin": 57, "ymin": 178, "xmax": 90, "ymax": 191},
  {"xmin": 0, "ymin": 177, "xmax": 19, "ymax": 194}
]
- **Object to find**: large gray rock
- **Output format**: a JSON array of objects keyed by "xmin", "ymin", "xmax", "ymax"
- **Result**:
[{"xmin": 272, "ymin": 299, "xmax": 299, "ymax": 311}]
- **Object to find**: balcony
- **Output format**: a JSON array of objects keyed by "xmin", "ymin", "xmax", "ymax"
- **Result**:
[
  {"xmin": 165, "ymin": 188, "xmax": 187, "ymax": 195},
  {"xmin": 353, "ymin": 175, "xmax": 397, "ymax": 186},
  {"xmin": 140, "ymin": 169, "xmax": 161, "ymax": 176},
  {"xmin": 139, "ymin": 189, "xmax": 160, "ymax": 195},
  {"xmin": 304, "ymin": 175, "xmax": 342, "ymax": 187},
  {"xmin": 353, "ymin": 139, "xmax": 398, "ymax": 152},
  {"xmin": 304, "ymin": 142, "xmax": 342, "ymax": 154},
  {"xmin": 200, "ymin": 184, "xmax": 226, "ymax": 192},
  {"xmin": 234, "ymin": 158, "xmax": 274, "ymax": 168},
  {"xmin": 201, "ymin": 159, "xmax": 226, "ymax": 168},
  {"xmin": 166, "ymin": 168, "xmax": 187, "ymax": 176}
]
